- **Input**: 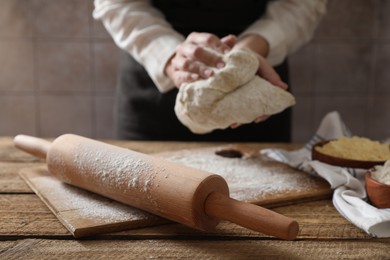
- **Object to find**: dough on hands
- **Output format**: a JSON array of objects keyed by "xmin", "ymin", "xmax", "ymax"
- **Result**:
[{"xmin": 174, "ymin": 49, "xmax": 296, "ymax": 134}]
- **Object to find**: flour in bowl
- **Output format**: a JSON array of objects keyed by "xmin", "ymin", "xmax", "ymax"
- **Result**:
[{"xmin": 371, "ymin": 161, "xmax": 390, "ymax": 185}]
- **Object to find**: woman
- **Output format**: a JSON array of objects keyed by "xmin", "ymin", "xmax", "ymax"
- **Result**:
[{"xmin": 93, "ymin": 0, "xmax": 327, "ymax": 141}]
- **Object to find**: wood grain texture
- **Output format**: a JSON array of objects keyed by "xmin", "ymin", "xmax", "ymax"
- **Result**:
[
  {"xmin": 0, "ymin": 136, "xmax": 301, "ymax": 162},
  {"xmin": 111, "ymin": 199, "xmax": 371, "ymax": 240},
  {"xmin": 0, "ymin": 194, "xmax": 69, "ymax": 237},
  {"xmin": 0, "ymin": 137, "xmax": 218, "ymax": 162},
  {"xmin": 0, "ymin": 162, "xmax": 41, "ymax": 193},
  {"xmin": 0, "ymin": 194, "xmax": 370, "ymax": 240},
  {"xmin": 1, "ymin": 239, "xmax": 389, "ymax": 259}
]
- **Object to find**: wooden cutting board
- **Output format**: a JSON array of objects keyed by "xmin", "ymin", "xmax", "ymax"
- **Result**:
[{"xmin": 19, "ymin": 145, "xmax": 331, "ymax": 238}]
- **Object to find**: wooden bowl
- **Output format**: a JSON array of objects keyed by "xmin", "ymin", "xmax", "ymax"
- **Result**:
[
  {"xmin": 365, "ymin": 171, "xmax": 390, "ymax": 208},
  {"xmin": 312, "ymin": 141, "xmax": 387, "ymax": 169}
]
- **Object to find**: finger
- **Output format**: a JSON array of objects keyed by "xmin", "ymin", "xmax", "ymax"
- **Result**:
[
  {"xmin": 187, "ymin": 32, "xmax": 228, "ymax": 52},
  {"xmin": 254, "ymin": 115, "xmax": 269, "ymax": 123},
  {"xmin": 221, "ymin": 34, "xmax": 237, "ymax": 49},
  {"xmin": 230, "ymin": 123, "xmax": 241, "ymax": 129},
  {"xmin": 171, "ymin": 56, "xmax": 214, "ymax": 78},
  {"xmin": 172, "ymin": 71, "xmax": 200, "ymax": 88},
  {"xmin": 257, "ymin": 56, "xmax": 288, "ymax": 90},
  {"xmin": 176, "ymin": 43, "xmax": 224, "ymax": 68},
  {"xmin": 186, "ymin": 32, "xmax": 231, "ymax": 57}
]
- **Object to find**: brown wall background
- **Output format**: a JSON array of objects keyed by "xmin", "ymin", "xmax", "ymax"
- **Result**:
[{"xmin": 0, "ymin": 0, "xmax": 389, "ymax": 142}]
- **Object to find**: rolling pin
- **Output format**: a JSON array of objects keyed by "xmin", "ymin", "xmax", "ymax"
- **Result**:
[{"xmin": 14, "ymin": 134, "xmax": 299, "ymax": 240}]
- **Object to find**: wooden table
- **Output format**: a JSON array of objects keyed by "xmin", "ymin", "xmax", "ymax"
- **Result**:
[{"xmin": 0, "ymin": 137, "xmax": 388, "ymax": 259}]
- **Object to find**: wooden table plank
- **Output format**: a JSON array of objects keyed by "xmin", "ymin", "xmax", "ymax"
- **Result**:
[
  {"xmin": 1, "ymin": 137, "xmax": 220, "ymax": 162},
  {"xmin": 0, "ymin": 162, "xmax": 44, "ymax": 193},
  {"xmin": 105, "ymin": 140, "xmax": 302, "ymax": 154},
  {"xmin": 0, "ymin": 194, "xmax": 373, "ymax": 240},
  {"xmin": 1, "ymin": 136, "xmax": 302, "ymax": 162},
  {"xmin": 0, "ymin": 194, "xmax": 70, "ymax": 237},
  {"xmin": 109, "ymin": 200, "xmax": 371, "ymax": 240},
  {"xmin": 1, "ymin": 239, "xmax": 389, "ymax": 259}
]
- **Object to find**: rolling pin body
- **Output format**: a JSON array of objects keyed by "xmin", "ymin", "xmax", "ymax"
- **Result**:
[
  {"xmin": 48, "ymin": 134, "xmax": 228, "ymax": 230},
  {"xmin": 14, "ymin": 134, "xmax": 299, "ymax": 240}
]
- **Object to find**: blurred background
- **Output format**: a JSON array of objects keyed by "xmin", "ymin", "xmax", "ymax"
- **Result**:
[{"xmin": 0, "ymin": 0, "xmax": 389, "ymax": 142}]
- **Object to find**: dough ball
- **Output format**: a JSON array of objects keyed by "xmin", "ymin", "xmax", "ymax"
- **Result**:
[
  {"xmin": 175, "ymin": 49, "xmax": 296, "ymax": 134},
  {"xmin": 211, "ymin": 48, "xmax": 259, "ymax": 92}
]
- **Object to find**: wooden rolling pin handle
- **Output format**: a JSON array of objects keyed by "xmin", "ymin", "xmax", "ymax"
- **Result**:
[
  {"xmin": 205, "ymin": 192, "xmax": 299, "ymax": 240},
  {"xmin": 14, "ymin": 135, "xmax": 50, "ymax": 160}
]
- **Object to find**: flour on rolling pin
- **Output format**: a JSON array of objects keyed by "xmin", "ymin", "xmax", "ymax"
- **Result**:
[
  {"xmin": 49, "ymin": 141, "xmax": 162, "ymax": 208},
  {"xmin": 157, "ymin": 147, "xmax": 321, "ymax": 202}
]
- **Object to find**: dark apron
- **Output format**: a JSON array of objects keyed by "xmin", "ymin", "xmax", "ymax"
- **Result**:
[{"xmin": 115, "ymin": 0, "xmax": 291, "ymax": 142}]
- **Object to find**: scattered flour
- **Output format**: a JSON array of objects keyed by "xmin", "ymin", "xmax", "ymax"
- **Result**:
[
  {"xmin": 158, "ymin": 147, "xmax": 318, "ymax": 202},
  {"xmin": 371, "ymin": 160, "xmax": 390, "ymax": 185},
  {"xmin": 34, "ymin": 175, "xmax": 150, "ymax": 224}
]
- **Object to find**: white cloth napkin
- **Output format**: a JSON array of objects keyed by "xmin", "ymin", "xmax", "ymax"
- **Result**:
[{"xmin": 261, "ymin": 111, "xmax": 390, "ymax": 237}]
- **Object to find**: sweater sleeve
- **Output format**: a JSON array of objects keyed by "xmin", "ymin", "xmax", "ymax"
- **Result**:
[
  {"xmin": 93, "ymin": 0, "xmax": 185, "ymax": 93},
  {"xmin": 241, "ymin": 0, "xmax": 327, "ymax": 66}
]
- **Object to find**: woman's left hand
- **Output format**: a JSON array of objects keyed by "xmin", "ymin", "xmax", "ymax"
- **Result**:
[{"xmin": 229, "ymin": 34, "xmax": 288, "ymax": 128}]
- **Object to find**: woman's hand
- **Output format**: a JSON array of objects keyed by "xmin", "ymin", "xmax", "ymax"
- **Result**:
[
  {"xmin": 166, "ymin": 32, "xmax": 288, "ymax": 129},
  {"xmin": 165, "ymin": 32, "xmax": 237, "ymax": 88},
  {"xmin": 230, "ymin": 34, "xmax": 288, "ymax": 127},
  {"xmin": 234, "ymin": 33, "xmax": 288, "ymax": 90}
]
